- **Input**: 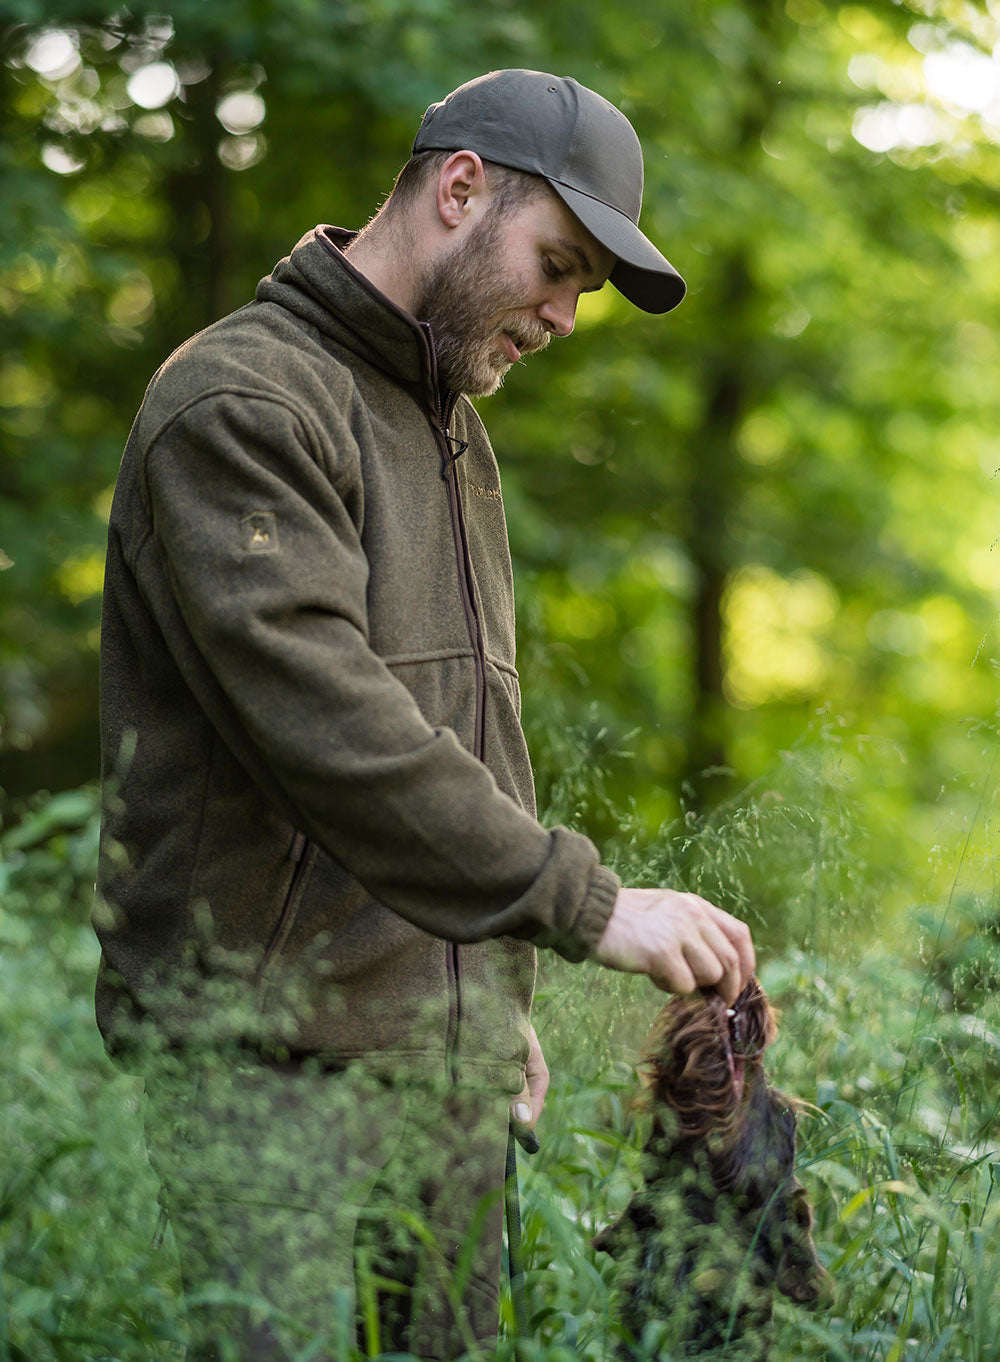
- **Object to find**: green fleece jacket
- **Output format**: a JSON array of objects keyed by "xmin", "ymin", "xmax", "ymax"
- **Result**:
[{"xmin": 94, "ymin": 225, "xmax": 620, "ymax": 1092}]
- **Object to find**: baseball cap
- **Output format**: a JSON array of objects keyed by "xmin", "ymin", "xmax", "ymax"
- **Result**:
[{"xmin": 412, "ymin": 69, "xmax": 686, "ymax": 315}]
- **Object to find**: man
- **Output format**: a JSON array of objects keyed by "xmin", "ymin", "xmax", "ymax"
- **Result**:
[{"xmin": 94, "ymin": 69, "xmax": 754, "ymax": 1359}]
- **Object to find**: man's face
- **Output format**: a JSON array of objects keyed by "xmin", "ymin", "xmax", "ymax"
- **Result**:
[{"xmin": 414, "ymin": 188, "xmax": 615, "ymax": 398}]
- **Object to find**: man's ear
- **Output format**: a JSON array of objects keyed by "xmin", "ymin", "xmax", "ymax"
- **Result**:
[{"xmin": 436, "ymin": 150, "xmax": 487, "ymax": 229}]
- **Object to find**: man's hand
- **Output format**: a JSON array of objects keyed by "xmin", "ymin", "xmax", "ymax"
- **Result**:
[
  {"xmin": 511, "ymin": 1024, "xmax": 549, "ymax": 1134},
  {"xmin": 594, "ymin": 888, "xmax": 755, "ymax": 1005}
]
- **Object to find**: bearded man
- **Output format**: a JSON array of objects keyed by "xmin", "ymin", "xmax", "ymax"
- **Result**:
[{"xmin": 94, "ymin": 69, "xmax": 755, "ymax": 1360}]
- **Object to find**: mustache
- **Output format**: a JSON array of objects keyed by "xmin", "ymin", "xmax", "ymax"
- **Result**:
[{"xmin": 507, "ymin": 325, "xmax": 551, "ymax": 357}]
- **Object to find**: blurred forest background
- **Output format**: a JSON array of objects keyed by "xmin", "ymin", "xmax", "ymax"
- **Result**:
[
  {"xmin": 3, "ymin": 0, "xmax": 999, "ymax": 940},
  {"xmin": 2, "ymin": 1, "xmax": 1000, "ymax": 1358}
]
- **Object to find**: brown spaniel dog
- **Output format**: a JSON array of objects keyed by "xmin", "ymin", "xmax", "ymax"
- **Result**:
[{"xmin": 594, "ymin": 979, "xmax": 832, "ymax": 1360}]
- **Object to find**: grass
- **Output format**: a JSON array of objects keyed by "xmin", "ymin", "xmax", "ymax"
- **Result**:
[{"xmin": 2, "ymin": 747, "xmax": 999, "ymax": 1360}]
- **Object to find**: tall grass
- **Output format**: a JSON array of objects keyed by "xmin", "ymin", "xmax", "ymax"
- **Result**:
[{"xmin": 2, "ymin": 720, "xmax": 998, "ymax": 1360}]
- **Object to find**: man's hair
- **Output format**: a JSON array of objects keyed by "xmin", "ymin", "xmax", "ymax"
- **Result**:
[{"xmin": 385, "ymin": 149, "xmax": 549, "ymax": 219}]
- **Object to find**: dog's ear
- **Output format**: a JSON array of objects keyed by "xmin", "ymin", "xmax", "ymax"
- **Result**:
[
  {"xmin": 775, "ymin": 1183, "xmax": 834, "ymax": 1308},
  {"xmin": 637, "ymin": 992, "xmax": 735, "ymax": 1138}
]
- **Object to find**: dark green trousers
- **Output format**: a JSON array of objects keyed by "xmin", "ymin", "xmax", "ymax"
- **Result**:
[{"xmin": 143, "ymin": 1057, "xmax": 508, "ymax": 1360}]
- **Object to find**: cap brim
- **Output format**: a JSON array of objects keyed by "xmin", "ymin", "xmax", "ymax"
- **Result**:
[{"xmin": 548, "ymin": 181, "xmax": 686, "ymax": 315}]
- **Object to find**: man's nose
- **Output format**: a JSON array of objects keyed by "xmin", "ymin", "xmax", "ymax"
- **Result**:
[{"xmin": 538, "ymin": 291, "xmax": 578, "ymax": 338}]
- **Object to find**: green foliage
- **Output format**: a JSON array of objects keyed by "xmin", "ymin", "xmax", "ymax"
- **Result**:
[
  {"xmin": 0, "ymin": 786, "xmax": 183, "ymax": 1358},
  {"xmin": 517, "ymin": 948, "xmax": 1000, "ymax": 1362},
  {"xmin": 2, "ymin": 0, "xmax": 999, "ymax": 891},
  {"xmin": 3, "ymin": 782, "xmax": 1000, "ymax": 1359},
  {"xmin": 4, "ymin": 1, "xmax": 1000, "ymax": 1355}
]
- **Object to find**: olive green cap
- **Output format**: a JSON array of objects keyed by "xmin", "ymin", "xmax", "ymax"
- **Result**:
[{"xmin": 413, "ymin": 69, "xmax": 686, "ymax": 315}]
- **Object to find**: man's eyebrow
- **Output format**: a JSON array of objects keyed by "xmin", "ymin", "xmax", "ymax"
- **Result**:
[{"xmin": 555, "ymin": 237, "xmax": 607, "ymax": 290}]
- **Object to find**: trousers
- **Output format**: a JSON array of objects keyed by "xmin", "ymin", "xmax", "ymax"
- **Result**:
[{"xmin": 143, "ymin": 1055, "xmax": 509, "ymax": 1360}]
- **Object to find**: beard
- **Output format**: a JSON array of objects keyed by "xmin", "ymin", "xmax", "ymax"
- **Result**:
[{"xmin": 412, "ymin": 210, "xmax": 550, "ymax": 398}]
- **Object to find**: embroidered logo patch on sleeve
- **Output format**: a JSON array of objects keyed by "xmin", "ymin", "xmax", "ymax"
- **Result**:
[{"xmin": 240, "ymin": 511, "xmax": 279, "ymax": 553}]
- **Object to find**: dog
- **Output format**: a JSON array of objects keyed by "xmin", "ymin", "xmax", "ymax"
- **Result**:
[{"xmin": 593, "ymin": 978, "xmax": 831, "ymax": 1360}]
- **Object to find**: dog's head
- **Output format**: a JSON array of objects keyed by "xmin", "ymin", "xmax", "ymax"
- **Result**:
[{"xmin": 637, "ymin": 977, "xmax": 778, "ymax": 1146}]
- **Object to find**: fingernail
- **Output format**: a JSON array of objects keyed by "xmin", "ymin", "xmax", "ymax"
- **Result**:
[{"xmin": 513, "ymin": 1102, "xmax": 531, "ymax": 1124}]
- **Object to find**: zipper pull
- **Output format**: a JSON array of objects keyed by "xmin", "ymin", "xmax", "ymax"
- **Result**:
[{"xmin": 441, "ymin": 429, "xmax": 469, "ymax": 477}]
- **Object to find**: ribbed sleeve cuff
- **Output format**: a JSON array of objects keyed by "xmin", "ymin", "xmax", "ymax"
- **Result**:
[{"xmin": 554, "ymin": 863, "xmax": 620, "ymax": 964}]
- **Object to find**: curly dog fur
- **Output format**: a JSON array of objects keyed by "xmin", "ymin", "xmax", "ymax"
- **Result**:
[{"xmin": 594, "ymin": 979, "xmax": 831, "ymax": 1359}]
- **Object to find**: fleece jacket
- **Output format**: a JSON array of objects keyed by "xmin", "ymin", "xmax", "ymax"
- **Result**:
[{"xmin": 94, "ymin": 225, "xmax": 621, "ymax": 1092}]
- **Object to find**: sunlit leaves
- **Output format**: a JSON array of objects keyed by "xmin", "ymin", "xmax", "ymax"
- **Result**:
[
  {"xmin": 724, "ymin": 567, "xmax": 841, "ymax": 709},
  {"xmin": 1, "ymin": 0, "xmax": 998, "ymax": 933}
]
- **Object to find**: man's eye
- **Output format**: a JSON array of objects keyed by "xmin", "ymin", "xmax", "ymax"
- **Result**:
[{"xmin": 542, "ymin": 257, "xmax": 566, "ymax": 280}]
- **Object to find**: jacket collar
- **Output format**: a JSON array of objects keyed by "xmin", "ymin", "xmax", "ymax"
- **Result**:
[{"xmin": 256, "ymin": 226, "xmax": 438, "ymax": 400}]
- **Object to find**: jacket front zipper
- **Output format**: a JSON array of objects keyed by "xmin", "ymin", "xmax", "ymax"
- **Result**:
[
  {"xmin": 441, "ymin": 422, "xmax": 487, "ymax": 760},
  {"xmin": 421, "ymin": 325, "xmax": 490, "ymax": 1085}
]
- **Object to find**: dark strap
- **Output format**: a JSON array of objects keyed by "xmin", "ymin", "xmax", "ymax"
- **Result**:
[{"xmin": 505, "ymin": 1124, "xmax": 540, "ymax": 1356}]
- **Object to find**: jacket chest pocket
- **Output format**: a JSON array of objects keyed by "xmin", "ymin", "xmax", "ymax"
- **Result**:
[
  {"xmin": 361, "ymin": 476, "xmax": 475, "ymax": 659},
  {"xmin": 458, "ymin": 472, "xmax": 517, "ymax": 668}
]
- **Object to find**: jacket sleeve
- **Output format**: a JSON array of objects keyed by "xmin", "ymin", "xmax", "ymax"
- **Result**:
[{"xmin": 139, "ymin": 387, "xmax": 619, "ymax": 961}]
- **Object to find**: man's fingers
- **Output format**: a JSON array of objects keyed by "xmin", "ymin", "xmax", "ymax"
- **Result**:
[
  {"xmin": 524, "ymin": 1059, "xmax": 549, "ymax": 1124},
  {"xmin": 705, "ymin": 901, "xmax": 756, "ymax": 988},
  {"xmin": 679, "ymin": 928, "xmax": 741, "ymax": 1003},
  {"xmin": 638, "ymin": 891, "xmax": 742, "ymax": 1000},
  {"xmin": 733, "ymin": 921, "xmax": 756, "ymax": 988},
  {"xmin": 512, "ymin": 1092, "xmax": 533, "ymax": 1124},
  {"xmin": 511, "ymin": 1024, "xmax": 549, "ymax": 1131},
  {"xmin": 649, "ymin": 958, "xmax": 697, "ymax": 995},
  {"xmin": 595, "ymin": 887, "xmax": 756, "ymax": 1003}
]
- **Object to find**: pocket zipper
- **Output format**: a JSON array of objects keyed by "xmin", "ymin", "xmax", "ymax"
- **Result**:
[{"xmin": 255, "ymin": 830, "xmax": 312, "ymax": 1002}]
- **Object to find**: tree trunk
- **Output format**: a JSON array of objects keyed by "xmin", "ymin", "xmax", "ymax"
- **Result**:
[
  {"xmin": 682, "ymin": 0, "xmax": 783, "ymax": 805},
  {"xmin": 162, "ymin": 61, "xmax": 233, "ymax": 343}
]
